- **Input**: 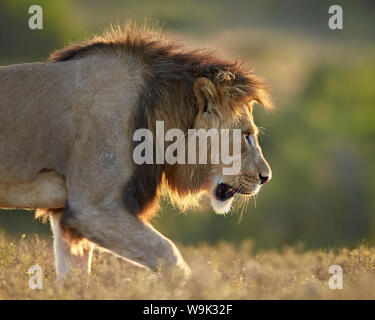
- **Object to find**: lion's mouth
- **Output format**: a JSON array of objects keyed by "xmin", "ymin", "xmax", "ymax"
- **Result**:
[{"xmin": 215, "ymin": 183, "xmax": 249, "ymax": 201}]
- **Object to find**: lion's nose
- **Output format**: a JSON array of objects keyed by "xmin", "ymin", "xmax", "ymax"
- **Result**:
[{"xmin": 259, "ymin": 173, "xmax": 270, "ymax": 185}]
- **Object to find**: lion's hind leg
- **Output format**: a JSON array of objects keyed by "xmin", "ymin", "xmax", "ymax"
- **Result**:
[{"xmin": 44, "ymin": 209, "xmax": 94, "ymax": 281}]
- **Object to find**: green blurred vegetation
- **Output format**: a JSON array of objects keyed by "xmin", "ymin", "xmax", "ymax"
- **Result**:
[
  {"xmin": 0, "ymin": 0, "xmax": 374, "ymax": 250},
  {"xmin": 0, "ymin": 0, "xmax": 76, "ymax": 63}
]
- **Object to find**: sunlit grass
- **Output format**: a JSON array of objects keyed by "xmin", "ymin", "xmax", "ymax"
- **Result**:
[{"xmin": 0, "ymin": 233, "xmax": 374, "ymax": 299}]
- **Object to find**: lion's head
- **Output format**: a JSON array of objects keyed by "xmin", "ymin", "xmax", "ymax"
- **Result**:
[{"xmin": 171, "ymin": 71, "xmax": 273, "ymax": 215}]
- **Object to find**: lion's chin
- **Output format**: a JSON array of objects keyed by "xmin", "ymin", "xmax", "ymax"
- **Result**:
[
  {"xmin": 209, "ymin": 182, "xmax": 236, "ymax": 214},
  {"xmin": 210, "ymin": 196, "xmax": 234, "ymax": 215}
]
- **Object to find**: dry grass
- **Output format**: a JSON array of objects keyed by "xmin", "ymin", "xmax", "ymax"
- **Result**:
[{"xmin": 0, "ymin": 233, "xmax": 374, "ymax": 299}]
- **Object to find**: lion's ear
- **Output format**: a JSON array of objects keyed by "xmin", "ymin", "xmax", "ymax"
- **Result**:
[{"xmin": 193, "ymin": 77, "xmax": 217, "ymax": 114}]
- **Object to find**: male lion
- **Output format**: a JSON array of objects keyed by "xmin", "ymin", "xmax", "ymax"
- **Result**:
[{"xmin": 0, "ymin": 24, "xmax": 272, "ymax": 280}]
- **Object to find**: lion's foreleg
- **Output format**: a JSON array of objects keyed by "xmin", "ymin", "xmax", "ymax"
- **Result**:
[
  {"xmin": 61, "ymin": 204, "xmax": 191, "ymax": 279},
  {"xmin": 50, "ymin": 211, "xmax": 94, "ymax": 280}
]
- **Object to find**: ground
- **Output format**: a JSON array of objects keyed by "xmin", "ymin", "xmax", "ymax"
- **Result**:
[{"xmin": 0, "ymin": 232, "xmax": 374, "ymax": 299}]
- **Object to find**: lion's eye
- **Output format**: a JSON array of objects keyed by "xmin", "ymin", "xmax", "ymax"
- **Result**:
[{"xmin": 244, "ymin": 133, "xmax": 252, "ymax": 145}]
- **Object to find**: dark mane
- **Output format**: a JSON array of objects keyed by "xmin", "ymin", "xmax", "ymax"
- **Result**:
[
  {"xmin": 48, "ymin": 23, "xmax": 271, "ymax": 107},
  {"xmin": 49, "ymin": 23, "xmax": 273, "ymax": 222}
]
